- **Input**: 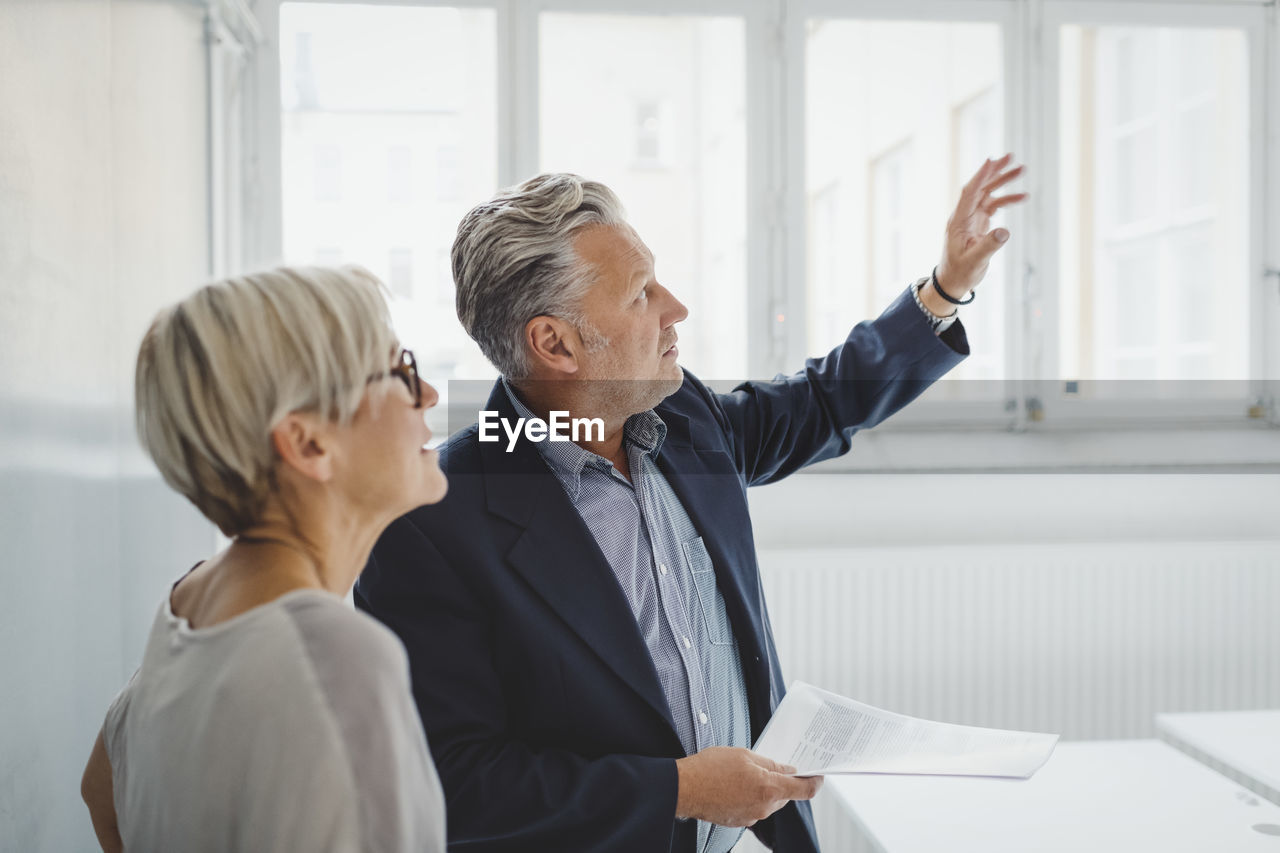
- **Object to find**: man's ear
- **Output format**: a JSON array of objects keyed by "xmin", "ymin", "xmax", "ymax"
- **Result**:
[
  {"xmin": 270, "ymin": 413, "xmax": 335, "ymax": 484},
  {"xmin": 525, "ymin": 315, "xmax": 581, "ymax": 376}
]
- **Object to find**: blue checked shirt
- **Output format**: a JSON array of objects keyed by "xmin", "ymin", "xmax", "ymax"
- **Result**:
[{"xmin": 504, "ymin": 382, "xmax": 751, "ymax": 853}]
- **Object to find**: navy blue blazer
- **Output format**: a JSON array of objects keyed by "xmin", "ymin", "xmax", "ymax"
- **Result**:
[{"xmin": 356, "ymin": 290, "xmax": 967, "ymax": 852}]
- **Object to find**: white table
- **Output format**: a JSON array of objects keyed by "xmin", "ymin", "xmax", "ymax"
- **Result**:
[
  {"xmin": 1158, "ymin": 710, "xmax": 1280, "ymax": 806},
  {"xmin": 828, "ymin": 740, "xmax": 1280, "ymax": 852}
]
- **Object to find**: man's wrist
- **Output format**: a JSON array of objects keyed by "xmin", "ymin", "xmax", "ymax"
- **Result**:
[
  {"xmin": 918, "ymin": 273, "xmax": 967, "ymax": 318},
  {"xmin": 911, "ymin": 278, "xmax": 959, "ymax": 336},
  {"xmin": 674, "ymin": 756, "xmax": 694, "ymax": 821}
]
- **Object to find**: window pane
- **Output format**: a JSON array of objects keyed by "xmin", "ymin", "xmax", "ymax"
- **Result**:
[
  {"xmin": 280, "ymin": 3, "xmax": 498, "ymax": 381},
  {"xmin": 1058, "ymin": 25, "xmax": 1249, "ymax": 394},
  {"xmin": 540, "ymin": 13, "xmax": 746, "ymax": 379},
  {"xmin": 806, "ymin": 20, "xmax": 1007, "ymax": 396},
  {"xmin": 388, "ymin": 247, "xmax": 413, "ymax": 298},
  {"xmin": 387, "ymin": 146, "xmax": 411, "ymax": 203}
]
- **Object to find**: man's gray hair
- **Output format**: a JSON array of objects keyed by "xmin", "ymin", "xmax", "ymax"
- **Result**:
[{"xmin": 452, "ymin": 173, "xmax": 625, "ymax": 378}]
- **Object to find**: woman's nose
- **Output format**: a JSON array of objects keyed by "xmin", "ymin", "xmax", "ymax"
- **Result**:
[{"xmin": 420, "ymin": 381, "xmax": 440, "ymax": 410}]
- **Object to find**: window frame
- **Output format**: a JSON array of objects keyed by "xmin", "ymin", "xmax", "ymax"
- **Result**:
[{"xmin": 239, "ymin": 0, "xmax": 1280, "ymax": 473}]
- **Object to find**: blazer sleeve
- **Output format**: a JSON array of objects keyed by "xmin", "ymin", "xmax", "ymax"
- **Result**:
[
  {"xmin": 356, "ymin": 512, "xmax": 683, "ymax": 853},
  {"xmin": 706, "ymin": 285, "xmax": 968, "ymax": 486}
]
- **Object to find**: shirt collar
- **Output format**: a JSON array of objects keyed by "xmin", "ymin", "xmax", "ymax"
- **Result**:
[{"xmin": 500, "ymin": 379, "xmax": 667, "ymax": 499}]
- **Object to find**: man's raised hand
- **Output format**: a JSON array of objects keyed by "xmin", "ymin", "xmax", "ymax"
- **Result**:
[{"xmin": 934, "ymin": 154, "xmax": 1027, "ymax": 300}]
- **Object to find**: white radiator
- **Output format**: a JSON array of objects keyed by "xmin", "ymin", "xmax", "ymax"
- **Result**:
[{"xmin": 733, "ymin": 540, "xmax": 1280, "ymax": 853}]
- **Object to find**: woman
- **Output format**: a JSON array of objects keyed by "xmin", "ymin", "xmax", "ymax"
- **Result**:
[{"xmin": 80, "ymin": 265, "xmax": 448, "ymax": 852}]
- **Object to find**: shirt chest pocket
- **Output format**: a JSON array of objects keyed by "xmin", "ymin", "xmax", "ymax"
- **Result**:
[{"xmin": 681, "ymin": 537, "xmax": 734, "ymax": 647}]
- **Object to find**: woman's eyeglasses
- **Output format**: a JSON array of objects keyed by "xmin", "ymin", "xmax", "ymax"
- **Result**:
[{"xmin": 369, "ymin": 348, "xmax": 423, "ymax": 408}]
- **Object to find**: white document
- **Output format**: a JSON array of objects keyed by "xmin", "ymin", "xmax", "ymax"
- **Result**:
[{"xmin": 753, "ymin": 681, "xmax": 1058, "ymax": 779}]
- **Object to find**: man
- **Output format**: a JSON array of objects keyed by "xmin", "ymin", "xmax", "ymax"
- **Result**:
[{"xmin": 357, "ymin": 158, "xmax": 1025, "ymax": 851}]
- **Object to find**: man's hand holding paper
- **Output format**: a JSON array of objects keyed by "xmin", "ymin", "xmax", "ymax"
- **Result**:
[{"xmin": 674, "ymin": 747, "xmax": 823, "ymax": 828}]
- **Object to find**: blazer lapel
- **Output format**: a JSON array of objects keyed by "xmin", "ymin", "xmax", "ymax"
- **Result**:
[{"xmin": 477, "ymin": 383, "xmax": 681, "ymax": 744}]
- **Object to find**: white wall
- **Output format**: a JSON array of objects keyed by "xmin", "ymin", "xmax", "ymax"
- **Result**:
[{"xmin": 0, "ymin": 2, "xmax": 214, "ymax": 850}]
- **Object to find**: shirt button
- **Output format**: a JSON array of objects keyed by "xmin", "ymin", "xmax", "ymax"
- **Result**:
[
  {"xmin": 659, "ymin": 564, "xmax": 668, "ymax": 576},
  {"xmin": 682, "ymin": 636, "xmax": 692, "ymax": 649},
  {"xmin": 699, "ymin": 711, "xmax": 709, "ymax": 725}
]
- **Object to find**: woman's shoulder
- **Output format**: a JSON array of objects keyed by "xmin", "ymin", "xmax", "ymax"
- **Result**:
[{"xmin": 278, "ymin": 592, "xmax": 411, "ymax": 686}]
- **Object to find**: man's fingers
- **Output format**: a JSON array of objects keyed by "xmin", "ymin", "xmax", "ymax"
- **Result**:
[
  {"xmin": 980, "ymin": 164, "xmax": 1025, "ymax": 196},
  {"xmin": 982, "ymin": 228, "xmax": 1011, "ymax": 253},
  {"xmin": 774, "ymin": 772, "xmax": 824, "ymax": 801},
  {"xmin": 963, "ymin": 154, "xmax": 1019, "ymax": 204},
  {"xmin": 799, "ymin": 774, "xmax": 824, "ymax": 798},
  {"xmin": 748, "ymin": 753, "xmax": 797, "ymax": 775},
  {"xmin": 960, "ymin": 159, "xmax": 1014, "ymax": 216},
  {"xmin": 970, "ymin": 153, "xmax": 1012, "ymax": 185},
  {"xmin": 968, "ymin": 158, "xmax": 992, "ymax": 185},
  {"xmin": 958, "ymin": 228, "xmax": 1011, "ymax": 273},
  {"xmin": 957, "ymin": 179, "xmax": 989, "ymax": 218},
  {"xmin": 981, "ymin": 192, "xmax": 1029, "ymax": 216},
  {"xmin": 962, "ymin": 158, "xmax": 988, "ymax": 202},
  {"xmin": 991, "ymin": 192, "xmax": 1029, "ymax": 208}
]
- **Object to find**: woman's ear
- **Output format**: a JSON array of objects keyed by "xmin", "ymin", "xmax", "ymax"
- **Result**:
[
  {"xmin": 270, "ymin": 412, "xmax": 335, "ymax": 483},
  {"xmin": 525, "ymin": 315, "xmax": 581, "ymax": 377}
]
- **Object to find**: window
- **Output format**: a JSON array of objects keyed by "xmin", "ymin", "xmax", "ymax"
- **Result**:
[
  {"xmin": 388, "ymin": 247, "xmax": 413, "ymax": 298},
  {"xmin": 278, "ymin": 2, "xmax": 499, "ymax": 382},
  {"xmin": 313, "ymin": 144, "xmax": 342, "ymax": 202},
  {"xmin": 634, "ymin": 100, "xmax": 665, "ymax": 166},
  {"xmin": 808, "ymin": 183, "xmax": 845, "ymax": 352},
  {"xmin": 805, "ymin": 16, "xmax": 1009, "ymax": 408},
  {"xmin": 435, "ymin": 145, "xmax": 461, "ymax": 202},
  {"xmin": 388, "ymin": 145, "xmax": 412, "ymax": 203},
  {"xmin": 539, "ymin": 12, "xmax": 747, "ymax": 379},
  {"xmin": 952, "ymin": 87, "xmax": 1006, "ymax": 384},
  {"xmin": 1058, "ymin": 23, "xmax": 1250, "ymax": 396},
  {"xmin": 869, "ymin": 142, "xmax": 913, "ymax": 317},
  {"xmin": 252, "ymin": 0, "xmax": 1278, "ymax": 462},
  {"xmin": 434, "ymin": 247, "xmax": 454, "ymax": 309}
]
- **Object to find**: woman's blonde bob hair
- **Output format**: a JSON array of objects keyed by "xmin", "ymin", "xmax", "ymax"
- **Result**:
[{"xmin": 135, "ymin": 265, "xmax": 398, "ymax": 536}]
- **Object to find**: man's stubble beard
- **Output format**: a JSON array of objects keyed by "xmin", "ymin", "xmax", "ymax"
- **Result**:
[
  {"xmin": 589, "ymin": 371, "xmax": 684, "ymax": 423},
  {"xmin": 582, "ymin": 339, "xmax": 684, "ymax": 421},
  {"xmin": 577, "ymin": 321, "xmax": 684, "ymax": 420}
]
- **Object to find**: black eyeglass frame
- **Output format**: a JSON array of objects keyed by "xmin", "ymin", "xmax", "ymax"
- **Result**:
[{"xmin": 369, "ymin": 348, "xmax": 423, "ymax": 408}]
